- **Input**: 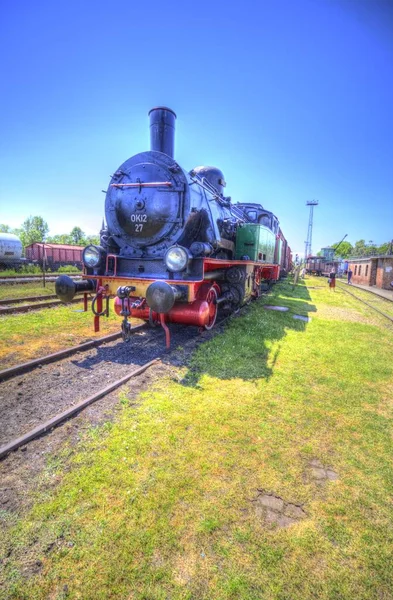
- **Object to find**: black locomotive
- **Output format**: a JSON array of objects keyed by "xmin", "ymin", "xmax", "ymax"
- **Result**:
[{"xmin": 56, "ymin": 107, "xmax": 291, "ymax": 346}]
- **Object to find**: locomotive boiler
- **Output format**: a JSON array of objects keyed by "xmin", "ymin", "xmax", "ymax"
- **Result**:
[{"xmin": 56, "ymin": 107, "xmax": 291, "ymax": 346}]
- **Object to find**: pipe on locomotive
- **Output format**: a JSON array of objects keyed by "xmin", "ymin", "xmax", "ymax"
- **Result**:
[{"xmin": 148, "ymin": 107, "xmax": 177, "ymax": 158}]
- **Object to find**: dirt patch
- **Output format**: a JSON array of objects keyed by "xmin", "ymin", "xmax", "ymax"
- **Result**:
[
  {"xmin": 253, "ymin": 491, "xmax": 307, "ymax": 528},
  {"xmin": 308, "ymin": 459, "xmax": 339, "ymax": 484},
  {"xmin": 315, "ymin": 305, "xmax": 379, "ymax": 325}
]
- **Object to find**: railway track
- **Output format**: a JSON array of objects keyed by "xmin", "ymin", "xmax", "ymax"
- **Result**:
[
  {"xmin": 0, "ymin": 296, "xmax": 83, "ymax": 315},
  {"xmin": 0, "ymin": 300, "xmax": 242, "ymax": 460},
  {"xmin": 0, "ymin": 319, "xmax": 213, "ymax": 459},
  {"xmin": 336, "ymin": 281, "xmax": 393, "ymax": 324},
  {"xmin": 0, "ymin": 274, "xmax": 81, "ymax": 285},
  {"xmin": 0, "ymin": 328, "xmax": 145, "ymax": 382},
  {"xmin": 0, "ymin": 358, "xmax": 158, "ymax": 459},
  {"xmin": 0, "ymin": 273, "xmax": 80, "ymax": 280},
  {"xmin": 0, "ymin": 293, "xmax": 59, "ymax": 305}
]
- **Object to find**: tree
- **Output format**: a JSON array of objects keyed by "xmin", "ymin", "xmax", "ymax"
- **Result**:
[
  {"xmin": 85, "ymin": 234, "xmax": 100, "ymax": 245},
  {"xmin": 20, "ymin": 216, "xmax": 49, "ymax": 248},
  {"xmin": 326, "ymin": 238, "xmax": 392, "ymax": 258},
  {"xmin": 352, "ymin": 239, "xmax": 368, "ymax": 257},
  {"xmin": 70, "ymin": 226, "xmax": 85, "ymax": 245},
  {"xmin": 46, "ymin": 233, "xmax": 72, "ymax": 244},
  {"xmin": 332, "ymin": 240, "xmax": 353, "ymax": 258},
  {"xmin": 378, "ymin": 241, "xmax": 393, "ymax": 255},
  {"xmin": 0, "ymin": 224, "xmax": 10, "ymax": 233},
  {"xmin": 45, "ymin": 229, "xmax": 99, "ymax": 246}
]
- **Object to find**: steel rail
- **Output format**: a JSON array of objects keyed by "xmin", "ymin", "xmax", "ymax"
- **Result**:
[
  {"xmin": 0, "ymin": 294, "xmax": 59, "ymax": 305},
  {"xmin": 0, "ymin": 324, "xmax": 146, "ymax": 382},
  {"xmin": 0, "ymin": 277, "xmax": 82, "ymax": 286},
  {"xmin": 337, "ymin": 281, "xmax": 393, "ymax": 303},
  {"xmin": 0, "ymin": 273, "xmax": 81, "ymax": 280},
  {"xmin": 0, "ymin": 293, "xmax": 87, "ymax": 306},
  {"xmin": 336, "ymin": 282, "xmax": 393, "ymax": 324},
  {"xmin": 0, "ymin": 358, "xmax": 160, "ymax": 460},
  {"xmin": 0, "ymin": 297, "xmax": 82, "ymax": 315}
]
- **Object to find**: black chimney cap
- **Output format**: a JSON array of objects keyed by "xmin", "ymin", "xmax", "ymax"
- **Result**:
[{"xmin": 148, "ymin": 106, "xmax": 177, "ymax": 118}]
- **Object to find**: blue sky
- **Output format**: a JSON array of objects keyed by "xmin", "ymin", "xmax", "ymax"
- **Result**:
[{"xmin": 1, "ymin": 0, "xmax": 392, "ymax": 257}]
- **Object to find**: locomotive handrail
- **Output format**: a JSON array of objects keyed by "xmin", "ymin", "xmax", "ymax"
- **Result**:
[
  {"xmin": 106, "ymin": 254, "xmax": 118, "ymax": 276},
  {"xmin": 189, "ymin": 173, "xmax": 233, "ymax": 209},
  {"xmin": 190, "ymin": 173, "xmax": 220, "ymax": 198}
]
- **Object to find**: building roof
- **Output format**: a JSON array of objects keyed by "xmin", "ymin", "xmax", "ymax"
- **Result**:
[{"xmin": 349, "ymin": 255, "xmax": 393, "ymax": 262}]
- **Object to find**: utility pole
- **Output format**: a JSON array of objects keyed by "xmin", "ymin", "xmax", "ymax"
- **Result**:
[{"xmin": 305, "ymin": 200, "xmax": 318, "ymax": 259}]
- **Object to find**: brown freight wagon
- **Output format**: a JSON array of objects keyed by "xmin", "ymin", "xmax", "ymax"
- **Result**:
[
  {"xmin": 278, "ymin": 228, "xmax": 291, "ymax": 276},
  {"xmin": 25, "ymin": 243, "xmax": 83, "ymax": 269},
  {"xmin": 306, "ymin": 257, "xmax": 324, "ymax": 275}
]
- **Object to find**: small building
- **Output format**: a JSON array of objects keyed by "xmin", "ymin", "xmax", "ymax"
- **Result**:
[
  {"xmin": 25, "ymin": 243, "xmax": 83, "ymax": 268},
  {"xmin": 349, "ymin": 255, "xmax": 393, "ymax": 290}
]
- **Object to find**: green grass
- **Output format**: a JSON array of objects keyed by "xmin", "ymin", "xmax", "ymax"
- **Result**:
[
  {"xmin": 57, "ymin": 266, "xmax": 82, "ymax": 273},
  {"xmin": 1, "ymin": 278, "xmax": 393, "ymax": 599},
  {"xmin": 0, "ymin": 299, "xmax": 124, "ymax": 368},
  {"xmin": 0, "ymin": 266, "xmax": 45, "ymax": 276},
  {"xmin": 0, "ymin": 282, "xmax": 57, "ymax": 301},
  {"xmin": 0, "ymin": 266, "xmax": 81, "ymax": 276}
]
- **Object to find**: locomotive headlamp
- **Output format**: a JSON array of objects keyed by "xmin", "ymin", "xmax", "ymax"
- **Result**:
[
  {"xmin": 164, "ymin": 245, "xmax": 190, "ymax": 272},
  {"xmin": 83, "ymin": 245, "xmax": 105, "ymax": 268}
]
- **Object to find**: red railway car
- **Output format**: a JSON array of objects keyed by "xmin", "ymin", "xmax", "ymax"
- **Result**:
[{"xmin": 25, "ymin": 243, "xmax": 83, "ymax": 269}]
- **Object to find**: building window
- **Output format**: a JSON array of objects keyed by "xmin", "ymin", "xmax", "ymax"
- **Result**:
[
  {"xmin": 359, "ymin": 265, "xmax": 362, "ymax": 275},
  {"xmin": 354, "ymin": 266, "xmax": 357, "ymax": 275},
  {"xmin": 365, "ymin": 265, "xmax": 369, "ymax": 277}
]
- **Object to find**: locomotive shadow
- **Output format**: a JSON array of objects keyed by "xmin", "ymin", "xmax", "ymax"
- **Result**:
[
  {"xmin": 72, "ymin": 283, "xmax": 315, "ymax": 383},
  {"xmin": 273, "ymin": 281, "xmax": 317, "ymax": 314},
  {"xmin": 181, "ymin": 283, "xmax": 316, "ymax": 386},
  {"xmin": 70, "ymin": 324, "xmax": 201, "ymax": 371}
]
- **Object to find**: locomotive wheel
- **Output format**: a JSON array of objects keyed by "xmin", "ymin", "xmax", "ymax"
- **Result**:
[{"xmin": 204, "ymin": 286, "xmax": 218, "ymax": 330}]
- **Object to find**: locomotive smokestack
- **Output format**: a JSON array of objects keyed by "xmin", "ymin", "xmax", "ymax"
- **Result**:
[{"xmin": 148, "ymin": 107, "xmax": 176, "ymax": 158}]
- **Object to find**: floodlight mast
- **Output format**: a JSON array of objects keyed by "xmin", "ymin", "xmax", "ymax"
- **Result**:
[{"xmin": 305, "ymin": 200, "xmax": 319, "ymax": 259}]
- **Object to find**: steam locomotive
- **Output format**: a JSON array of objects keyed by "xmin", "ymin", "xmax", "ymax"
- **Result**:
[{"xmin": 56, "ymin": 108, "xmax": 291, "ymax": 347}]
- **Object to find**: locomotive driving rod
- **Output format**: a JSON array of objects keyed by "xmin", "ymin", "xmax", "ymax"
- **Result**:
[{"xmin": 203, "ymin": 270, "xmax": 226, "ymax": 280}]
